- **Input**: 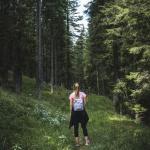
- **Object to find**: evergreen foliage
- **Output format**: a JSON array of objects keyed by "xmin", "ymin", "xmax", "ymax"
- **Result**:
[{"xmin": 86, "ymin": 0, "xmax": 150, "ymax": 123}]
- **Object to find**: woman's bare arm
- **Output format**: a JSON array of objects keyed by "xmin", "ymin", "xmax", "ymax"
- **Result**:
[
  {"xmin": 84, "ymin": 95, "xmax": 88, "ymax": 105},
  {"xmin": 70, "ymin": 99, "xmax": 73, "ymax": 114}
]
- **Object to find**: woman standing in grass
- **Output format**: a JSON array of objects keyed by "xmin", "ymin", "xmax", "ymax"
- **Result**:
[{"xmin": 69, "ymin": 82, "xmax": 90, "ymax": 146}]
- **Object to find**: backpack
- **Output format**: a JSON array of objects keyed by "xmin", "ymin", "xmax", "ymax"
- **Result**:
[{"xmin": 73, "ymin": 97, "xmax": 84, "ymax": 111}]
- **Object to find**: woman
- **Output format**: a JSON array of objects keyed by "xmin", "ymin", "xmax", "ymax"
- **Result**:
[{"xmin": 69, "ymin": 82, "xmax": 90, "ymax": 146}]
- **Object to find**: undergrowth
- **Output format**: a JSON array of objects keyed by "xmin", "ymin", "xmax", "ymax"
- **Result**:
[{"xmin": 0, "ymin": 76, "xmax": 150, "ymax": 150}]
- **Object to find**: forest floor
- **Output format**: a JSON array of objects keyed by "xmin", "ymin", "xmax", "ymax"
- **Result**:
[{"xmin": 0, "ymin": 76, "xmax": 150, "ymax": 150}]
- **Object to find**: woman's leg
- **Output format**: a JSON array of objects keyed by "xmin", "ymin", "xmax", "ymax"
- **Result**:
[
  {"xmin": 74, "ymin": 123, "xmax": 80, "ymax": 146},
  {"xmin": 81, "ymin": 123, "xmax": 90, "ymax": 145},
  {"xmin": 81, "ymin": 122, "xmax": 88, "ymax": 136}
]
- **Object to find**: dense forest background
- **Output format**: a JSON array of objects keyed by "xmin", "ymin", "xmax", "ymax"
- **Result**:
[
  {"xmin": 86, "ymin": 0, "xmax": 150, "ymax": 124},
  {"xmin": 0, "ymin": 0, "xmax": 150, "ymax": 149},
  {"xmin": 0, "ymin": 0, "xmax": 150, "ymax": 128}
]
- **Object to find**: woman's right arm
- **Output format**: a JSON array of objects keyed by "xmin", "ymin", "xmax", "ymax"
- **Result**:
[
  {"xmin": 70, "ymin": 99, "xmax": 73, "ymax": 114},
  {"xmin": 69, "ymin": 93, "xmax": 73, "ymax": 114}
]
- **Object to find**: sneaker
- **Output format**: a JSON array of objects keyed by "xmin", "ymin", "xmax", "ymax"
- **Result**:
[
  {"xmin": 75, "ymin": 144, "xmax": 80, "ymax": 147},
  {"xmin": 85, "ymin": 143, "xmax": 89, "ymax": 146},
  {"xmin": 85, "ymin": 139, "xmax": 90, "ymax": 146}
]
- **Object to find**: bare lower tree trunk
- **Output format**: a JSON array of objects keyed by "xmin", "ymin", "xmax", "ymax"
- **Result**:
[
  {"xmin": 100, "ymin": 73, "xmax": 105, "ymax": 95},
  {"xmin": 13, "ymin": 32, "xmax": 22, "ymax": 93},
  {"xmin": 113, "ymin": 39, "xmax": 120, "ymax": 81},
  {"xmin": 36, "ymin": 0, "xmax": 43, "ymax": 98},
  {"xmin": 54, "ymin": 41, "xmax": 57, "ymax": 85},
  {"xmin": 43, "ymin": 39, "xmax": 47, "ymax": 82},
  {"xmin": 13, "ymin": 66, "xmax": 22, "ymax": 93},
  {"xmin": 51, "ymin": 39, "xmax": 54, "ymax": 93},
  {"xmin": 96, "ymin": 68, "xmax": 100, "ymax": 95},
  {"xmin": 47, "ymin": 36, "xmax": 51, "ymax": 83},
  {"xmin": 66, "ymin": 0, "xmax": 71, "ymax": 88},
  {"xmin": 0, "ymin": 45, "xmax": 8, "ymax": 87},
  {"xmin": 0, "ymin": 68, "xmax": 8, "ymax": 87}
]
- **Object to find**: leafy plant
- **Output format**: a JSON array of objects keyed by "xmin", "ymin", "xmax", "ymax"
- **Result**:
[
  {"xmin": 12, "ymin": 144, "xmax": 22, "ymax": 150},
  {"xmin": 130, "ymin": 104, "xmax": 147, "ymax": 114},
  {"xmin": 34, "ymin": 104, "xmax": 66, "ymax": 126}
]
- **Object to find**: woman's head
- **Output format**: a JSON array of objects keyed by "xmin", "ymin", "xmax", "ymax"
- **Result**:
[
  {"xmin": 73, "ymin": 83, "xmax": 80, "ymax": 97},
  {"xmin": 73, "ymin": 82, "xmax": 80, "ymax": 91}
]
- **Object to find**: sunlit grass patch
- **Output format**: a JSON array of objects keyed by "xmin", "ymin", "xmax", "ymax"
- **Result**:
[{"xmin": 108, "ymin": 114, "xmax": 134, "ymax": 124}]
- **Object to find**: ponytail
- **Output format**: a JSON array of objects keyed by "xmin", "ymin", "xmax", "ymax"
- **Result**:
[{"xmin": 73, "ymin": 82, "xmax": 80, "ymax": 97}]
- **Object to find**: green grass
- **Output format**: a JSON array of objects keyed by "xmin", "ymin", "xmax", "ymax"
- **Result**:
[{"xmin": 0, "ymin": 76, "xmax": 150, "ymax": 150}]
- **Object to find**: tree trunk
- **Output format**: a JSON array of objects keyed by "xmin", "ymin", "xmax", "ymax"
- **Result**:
[
  {"xmin": 54, "ymin": 40, "xmax": 57, "ymax": 85},
  {"xmin": 96, "ymin": 68, "xmax": 100, "ymax": 95},
  {"xmin": 66, "ymin": 0, "xmax": 71, "ymax": 88},
  {"xmin": 13, "ymin": 28, "xmax": 22, "ymax": 93},
  {"xmin": 13, "ymin": 66, "xmax": 22, "ymax": 93},
  {"xmin": 113, "ymin": 39, "xmax": 120, "ymax": 81},
  {"xmin": 0, "ymin": 68, "xmax": 8, "ymax": 88},
  {"xmin": 46, "ymin": 35, "xmax": 51, "ymax": 83},
  {"xmin": 36, "ymin": 0, "xmax": 43, "ymax": 98},
  {"xmin": 51, "ymin": 39, "xmax": 54, "ymax": 93},
  {"xmin": 0, "ymin": 45, "xmax": 8, "ymax": 87},
  {"xmin": 100, "ymin": 73, "xmax": 105, "ymax": 95},
  {"xmin": 43, "ymin": 38, "xmax": 47, "ymax": 82}
]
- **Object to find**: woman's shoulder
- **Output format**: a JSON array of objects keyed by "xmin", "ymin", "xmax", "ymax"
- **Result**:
[
  {"xmin": 69, "ymin": 92, "xmax": 75, "ymax": 98},
  {"xmin": 79, "ymin": 91, "xmax": 86, "ymax": 94},
  {"xmin": 70, "ymin": 92, "xmax": 75, "ymax": 96},
  {"xmin": 79, "ymin": 91, "xmax": 86, "ymax": 96}
]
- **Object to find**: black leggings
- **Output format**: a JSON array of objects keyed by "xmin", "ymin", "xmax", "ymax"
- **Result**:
[{"xmin": 74, "ymin": 122, "xmax": 88, "ymax": 137}]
